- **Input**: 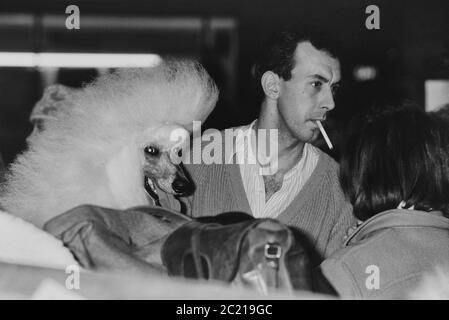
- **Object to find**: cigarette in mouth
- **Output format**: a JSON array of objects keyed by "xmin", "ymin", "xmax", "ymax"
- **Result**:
[{"xmin": 316, "ymin": 120, "xmax": 333, "ymax": 150}]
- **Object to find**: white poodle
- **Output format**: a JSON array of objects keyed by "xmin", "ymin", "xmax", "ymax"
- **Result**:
[{"xmin": 0, "ymin": 59, "xmax": 218, "ymax": 228}]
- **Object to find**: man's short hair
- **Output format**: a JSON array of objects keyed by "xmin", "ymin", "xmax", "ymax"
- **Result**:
[
  {"xmin": 340, "ymin": 105, "xmax": 449, "ymax": 221},
  {"xmin": 253, "ymin": 25, "xmax": 341, "ymax": 85}
]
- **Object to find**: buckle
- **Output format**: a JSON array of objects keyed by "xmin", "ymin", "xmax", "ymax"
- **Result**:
[{"xmin": 264, "ymin": 243, "xmax": 282, "ymax": 259}]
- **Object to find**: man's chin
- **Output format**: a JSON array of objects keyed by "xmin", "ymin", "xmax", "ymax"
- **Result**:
[{"xmin": 297, "ymin": 129, "xmax": 319, "ymax": 144}]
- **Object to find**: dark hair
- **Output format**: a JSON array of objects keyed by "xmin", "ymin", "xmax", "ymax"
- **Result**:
[
  {"xmin": 340, "ymin": 105, "xmax": 449, "ymax": 221},
  {"xmin": 253, "ymin": 25, "xmax": 341, "ymax": 85},
  {"xmin": 433, "ymin": 103, "xmax": 449, "ymax": 124}
]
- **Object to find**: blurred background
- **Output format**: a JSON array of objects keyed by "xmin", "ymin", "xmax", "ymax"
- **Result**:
[{"xmin": 0, "ymin": 0, "xmax": 448, "ymax": 164}]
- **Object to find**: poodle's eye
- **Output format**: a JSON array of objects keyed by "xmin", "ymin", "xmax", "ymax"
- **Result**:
[{"xmin": 144, "ymin": 146, "xmax": 159, "ymax": 156}]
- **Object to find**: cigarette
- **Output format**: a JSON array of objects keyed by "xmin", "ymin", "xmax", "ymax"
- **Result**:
[{"xmin": 316, "ymin": 120, "xmax": 333, "ymax": 150}]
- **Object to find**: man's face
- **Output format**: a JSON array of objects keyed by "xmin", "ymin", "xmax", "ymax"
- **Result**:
[{"xmin": 276, "ymin": 41, "xmax": 341, "ymax": 143}]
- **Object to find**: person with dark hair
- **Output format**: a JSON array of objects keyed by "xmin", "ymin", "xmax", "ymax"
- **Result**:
[
  {"xmin": 321, "ymin": 106, "xmax": 449, "ymax": 299},
  {"xmin": 183, "ymin": 26, "xmax": 355, "ymax": 260},
  {"xmin": 433, "ymin": 103, "xmax": 449, "ymax": 124}
]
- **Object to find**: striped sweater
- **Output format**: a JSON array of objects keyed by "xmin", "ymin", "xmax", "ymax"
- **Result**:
[{"xmin": 182, "ymin": 146, "xmax": 356, "ymax": 260}]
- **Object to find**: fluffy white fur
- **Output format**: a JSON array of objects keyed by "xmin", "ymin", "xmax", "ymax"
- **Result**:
[
  {"xmin": 0, "ymin": 60, "xmax": 218, "ymax": 228},
  {"xmin": 0, "ymin": 210, "xmax": 77, "ymax": 269}
]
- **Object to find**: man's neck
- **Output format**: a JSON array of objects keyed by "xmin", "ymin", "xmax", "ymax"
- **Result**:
[{"xmin": 255, "ymin": 101, "xmax": 305, "ymax": 174}]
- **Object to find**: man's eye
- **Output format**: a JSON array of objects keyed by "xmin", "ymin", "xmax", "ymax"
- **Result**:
[
  {"xmin": 311, "ymin": 81, "xmax": 322, "ymax": 89},
  {"xmin": 144, "ymin": 146, "xmax": 159, "ymax": 156},
  {"xmin": 177, "ymin": 149, "xmax": 183, "ymax": 157}
]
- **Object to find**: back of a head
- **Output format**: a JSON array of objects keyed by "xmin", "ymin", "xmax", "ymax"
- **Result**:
[{"xmin": 340, "ymin": 105, "xmax": 449, "ymax": 221}]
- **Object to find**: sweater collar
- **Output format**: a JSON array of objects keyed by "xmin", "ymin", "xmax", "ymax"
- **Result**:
[{"xmin": 344, "ymin": 209, "xmax": 449, "ymax": 246}]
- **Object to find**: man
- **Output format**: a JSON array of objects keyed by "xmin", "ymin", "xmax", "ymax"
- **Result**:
[{"xmin": 182, "ymin": 27, "xmax": 356, "ymax": 260}]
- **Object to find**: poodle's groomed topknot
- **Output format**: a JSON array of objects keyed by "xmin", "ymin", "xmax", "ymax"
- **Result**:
[{"xmin": 73, "ymin": 59, "xmax": 219, "ymax": 135}]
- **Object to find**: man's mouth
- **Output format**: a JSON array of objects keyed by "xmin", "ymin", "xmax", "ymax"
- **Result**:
[
  {"xmin": 310, "ymin": 116, "xmax": 326, "ymax": 122},
  {"xmin": 309, "ymin": 116, "xmax": 327, "ymax": 130}
]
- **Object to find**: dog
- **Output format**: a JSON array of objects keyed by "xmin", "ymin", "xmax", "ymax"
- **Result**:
[{"xmin": 0, "ymin": 59, "xmax": 218, "ymax": 228}]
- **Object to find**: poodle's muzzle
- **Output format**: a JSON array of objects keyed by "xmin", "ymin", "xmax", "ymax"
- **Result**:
[
  {"xmin": 143, "ymin": 162, "xmax": 192, "ymax": 201},
  {"xmin": 170, "ymin": 163, "xmax": 191, "ymax": 195}
]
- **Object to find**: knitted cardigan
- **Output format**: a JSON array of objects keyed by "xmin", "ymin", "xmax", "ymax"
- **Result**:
[{"xmin": 182, "ymin": 143, "xmax": 356, "ymax": 260}]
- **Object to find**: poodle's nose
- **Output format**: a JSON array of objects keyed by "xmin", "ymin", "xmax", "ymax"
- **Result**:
[{"xmin": 172, "ymin": 179, "xmax": 189, "ymax": 194}]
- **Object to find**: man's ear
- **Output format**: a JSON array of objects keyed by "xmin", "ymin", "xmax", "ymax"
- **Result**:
[{"xmin": 261, "ymin": 71, "xmax": 281, "ymax": 100}]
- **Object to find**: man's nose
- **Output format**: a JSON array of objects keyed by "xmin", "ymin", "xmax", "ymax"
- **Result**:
[{"xmin": 322, "ymin": 88, "xmax": 336, "ymax": 111}]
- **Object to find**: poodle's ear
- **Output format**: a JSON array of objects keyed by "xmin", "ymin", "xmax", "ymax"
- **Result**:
[{"xmin": 105, "ymin": 143, "xmax": 148, "ymax": 208}]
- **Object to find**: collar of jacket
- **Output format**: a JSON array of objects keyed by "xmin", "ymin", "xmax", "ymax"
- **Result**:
[{"xmin": 344, "ymin": 209, "xmax": 449, "ymax": 246}]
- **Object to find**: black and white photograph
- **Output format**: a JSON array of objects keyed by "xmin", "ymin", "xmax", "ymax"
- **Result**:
[{"xmin": 0, "ymin": 0, "xmax": 448, "ymax": 303}]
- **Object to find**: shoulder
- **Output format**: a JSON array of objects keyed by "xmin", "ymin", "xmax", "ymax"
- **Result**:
[
  {"xmin": 320, "ymin": 232, "xmax": 392, "ymax": 299},
  {"xmin": 311, "ymin": 145, "xmax": 339, "ymax": 175},
  {"xmin": 306, "ymin": 145, "xmax": 342, "ymax": 197},
  {"xmin": 322, "ymin": 228, "xmax": 434, "ymax": 299},
  {"xmin": 320, "ymin": 252, "xmax": 362, "ymax": 299}
]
